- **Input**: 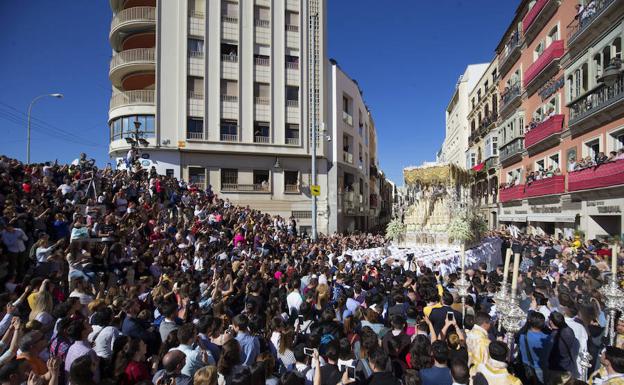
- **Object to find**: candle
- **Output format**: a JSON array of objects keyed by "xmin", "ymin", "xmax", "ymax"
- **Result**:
[
  {"xmin": 511, "ymin": 252, "xmax": 520, "ymax": 298},
  {"xmin": 612, "ymin": 243, "xmax": 619, "ymax": 282},
  {"xmin": 503, "ymin": 247, "xmax": 512, "ymax": 284},
  {"xmin": 461, "ymin": 244, "xmax": 466, "ymax": 272}
]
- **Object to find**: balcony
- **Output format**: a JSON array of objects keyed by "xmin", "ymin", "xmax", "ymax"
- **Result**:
[
  {"xmin": 569, "ymin": 72, "xmax": 624, "ymax": 136},
  {"xmin": 255, "ymin": 20, "xmax": 270, "ymax": 28},
  {"xmin": 568, "ymin": 160, "xmax": 624, "ymax": 191},
  {"xmin": 284, "ymin": 184, "xmax": 299, "ymax": 193},
  {"xmin": 220, "ymin": 133, "xmax": 238, "ymax": 142},
  {"xmin": 485, "ymin": 156, "xmax": 498, "ymax": 172},
  {"xmin": 286, "ymin": 100, "xmax": 299, "ymax": 108},
  {"xmin": 286, "ymin": 137, "xmax": 299, "ymax": 145},
  {"xmin": 221, "ymin": 183, "xmax": 269, "ymax": 193},
  {"xmin": 343, "ymin": 152, "xmax": 354, "ymax": 164},
  {"xmin": 110, "ymin": 90, "xmax": 154, "ymax": 110},
  {"xmin": 524, "ymin": 175, "xmax": 565, "ymax": 198},
  {"xmin": 254, "ymin": 135, "xmax": 270, "ymax": 144},
  {"xmin": 254, "ymin": 57, "xmax": 270, "ymax": 66},
  {"xmin": 499, "ymin": 83, "xmax": 523, "ymax": 118},
  {"xmin": 499, "ymin": 185, "xmax": 525, "ymax": 203},
  {"xmin": 522, "ymin": 0, "xmax": 559, "ymax": 45},
  {"xmin": 566, "ymin": 0, "xmax": 624, "ymax": 55},
  {"xmin": 523, "ymin": 40, "xmax": 564, "ymax": 94},
  {"xmin": 499, "ymin": 31, "xmax": 522, "ymax": 77},
  {"xmin": 478, "ymin": 113, "xmax": 498, "ymax": 136},
  {"xmin": 524, "ymin": 114, "xmax": 564, "ymax": 153},
  {"xmin": 342, "ymin": 111, "xmax": 353, "ymax": 126},
  {"xmin": 499, "ymin": 137, "xmax": 524, "ymax": 166},
  {"xmin": 220, "ymin": 95, "xmax": 238, "ymax": 103},
  {"xmin": 187, "ymin": 131, "xmax": 203, "ymax": 140},
  {"xmin": 286, "ymin": 25, "xmax": 299, "ymax": 32},
  {"xmin": 109, "ymin": 48, "xmax": 155, "ymax": 88},
  {"xmin": 222, "ymin": 15, "xmax": 238, "ymax": 24},
  {"xmin": 109, "ymin": 7, "xmax": 156, "ymax": 49}
]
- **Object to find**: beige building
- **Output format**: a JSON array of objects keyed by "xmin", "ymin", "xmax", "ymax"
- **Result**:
[
  {"xmin": 465, "ymin": 59, "xmax": 500, "ymax": 227},
  {"xmin": 442, "ymin": 64, "xmax": 489, "ymax": 168},
  {"xmin": 108, "ymin": 0, "xmax": 331, "ymax": 234}
]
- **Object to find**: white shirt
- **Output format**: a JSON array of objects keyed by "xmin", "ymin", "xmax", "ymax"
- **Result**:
[
  {"xmin": 89, "ymin": 325, "xmax": 120, "ymax": 360},
  {"xmin": 287, "ymin": 291, "xmax": 303, "ymax": 314},
  {"xmin": 565, "ymin": 316, "xmax": 588, "ymax": 369}
]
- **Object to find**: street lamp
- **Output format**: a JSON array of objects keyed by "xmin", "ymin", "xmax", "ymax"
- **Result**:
[{"xmin": 27, "ymin": 93, "xmax": 63, "ymax": 164}]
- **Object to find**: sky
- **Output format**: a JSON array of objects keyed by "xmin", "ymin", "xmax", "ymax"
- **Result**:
[{"xmin": 0, "ymin": 0, "xmax": 518, "ymax": 185}]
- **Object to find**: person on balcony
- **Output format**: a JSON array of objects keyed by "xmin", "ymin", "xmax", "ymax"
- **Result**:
[
  {"xmin": 595, "ymin": 152, "xmax": 609, "ymax": 168},
  {"xmin": 616, "ymin": 149, "xmax": 624, "ymax": 161},
  {"xmin": 568, "ymin": 158, "xmax": 577, "ymax": 172}
]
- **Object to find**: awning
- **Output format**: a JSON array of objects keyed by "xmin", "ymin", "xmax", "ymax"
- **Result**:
[
  {"xmin": 527, "ymin": 214, "xmax": 576, "ymax": 223},
  {"xmin": 472, "ymin": 162, "xmax": 485, "ymax": 172},
  {"xmin": 499, "ymin": 215, "xmax": 527, "ymax": 222}
]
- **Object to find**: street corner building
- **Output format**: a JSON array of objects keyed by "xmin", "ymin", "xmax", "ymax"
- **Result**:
[
  {"xmin": 106, "ymin": 0, "xmax": 393, "ymax": 234},
  {"xmin": 438, "ymin": 0, "xmax": 624, "ymax": 240}
]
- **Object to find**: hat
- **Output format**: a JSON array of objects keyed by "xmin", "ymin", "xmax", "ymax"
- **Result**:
[{"xmin": 489, "ymin": 341, "xmax": 509, "ymax": 362}]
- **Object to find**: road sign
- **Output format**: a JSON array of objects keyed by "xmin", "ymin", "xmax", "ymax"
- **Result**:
[{"xmin": 310, "ymin": 185, "xmax": 321, "ymax": 196}]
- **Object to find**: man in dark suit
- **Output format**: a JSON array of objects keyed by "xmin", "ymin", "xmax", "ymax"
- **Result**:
[{"xmin": 429, "ymin": 291, "xmax": 463, "ymax": 336}]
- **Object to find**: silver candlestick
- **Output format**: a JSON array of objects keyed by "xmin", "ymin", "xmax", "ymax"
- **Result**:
[
  {"xmin": 456, "ymin": 275, "xmax": 471, "ymax": 321},
  {"xmin": 600, "ymin": 279, "xmax": 624, "ymax": 346},
  {"xmin": 494, "ymin": 283, "xmax": 511, "ymax": 331},
  {"xmin": 500, "ymin": 295, "xmax": 526, "ymax": 354},
  {"xmin": 579, "ymin": 351, "xmax": 593, "ymax": 382}
]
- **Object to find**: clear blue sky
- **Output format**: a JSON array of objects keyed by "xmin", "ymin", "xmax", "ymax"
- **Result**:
[{"xmin": 0, "ymin": 0, "xmax": 517, "ymax": 184}]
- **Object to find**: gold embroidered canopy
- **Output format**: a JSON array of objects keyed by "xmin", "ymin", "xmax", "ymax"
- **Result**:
[{"xmin": 403, "ymin": 163, "xmax": 470, "ymax": 187}]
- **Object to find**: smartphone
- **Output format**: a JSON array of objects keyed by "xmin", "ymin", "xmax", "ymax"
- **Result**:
[
  {"xmin": 346, "ymin": 365, "xmax": 356, "ymax": 380},
  {"xmin": 304, "ymin": 347, "xmax": 314, "ymax": 357},
  {"xmin": 447, "ymin": 311, "xmax": 454, "ymax": 321}
]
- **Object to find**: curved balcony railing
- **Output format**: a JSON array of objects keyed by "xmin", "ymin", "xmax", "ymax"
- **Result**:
[
  {"xmin": 109, "ymin": 48, "xmax": 155, "ymax": 74},
  {"xmin": 110, "ymin": 90, "xmax": 155, "ymax": 110},
  {"xmin": 524, "ymin": 40, "xmax": 564, "ymax": 87},
  {"xmin": 524, "ymin": 114, "xmax": 564, "ymax": 149},
  {"xmin": 569, "ymin": 160, "xmax": 624, "ymax": 191},
  {"xmin": 110, "ymin": 7, "xmax": 156, "ymax": 36}
]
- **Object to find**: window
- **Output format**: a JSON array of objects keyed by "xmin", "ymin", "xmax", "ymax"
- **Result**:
[
  {"xmin": 255, "ymin": 83, "xmax": 270, "ymax": 104},
  {"xmin": 188, "ymin": 77, "xmax": 204, "ymax": 98},
  {"xmin": 286, "ymin": 86, "xmax": 299, "ymax": 105},
  {"xmin": 285, "ymin": 55, "xmax": 299, "ymax": 69},
  {"xmin": 534, "ymin": 41, "xmax": 545, "ymax": 60},
  {"xmin": 222, "ymin": 1, "xmax": 238, "ymax": 18},
  {"xmin": 611, "ymin": 129, "xmax": 624, "ymax": 151},
  {"xmin": 492, "ymin": 136, "xmax": 498, "ymax": 156},
  {"xmin": 220, "ymin": 119, "xmax": 238, "ymax": 139},
  {"xmin": 221, "ymin": 79, "xmax": 238, "ymax": 100},
  {"xmin": 284, "ymin": 171, "xmax": 299, "ymax": 192},
  {"xmin": 188, "ymin": 38, "xmax": 204, "ymax": 54},
  {"xmin": 343, "ymin": 95, "xmax": 352, "ymax": 114},
  {"xmin": 221, "ymin": 169, "xmax": 238, "ymax": 187},
  {"xmin": 254, "ymin": 6, "xmax": 270, "ymax": 27},
  {"xmin": 547, "ymin": 26, "xmax": 559, "ymax": 45},
  {"xmin": 536, "ymin": 159, "xmax": 545, "ymax": 172},
  {"xmin": 470, "ymin": 153, "xmax": 476, "ymax": 168},
  {"xmin": 549, "ymin": 153, "xmax": 560, "ymax": 170},
  {"xmin": 286, "ymin": 124, "xmax": 299, "ymax": 144},
  {"xmin": 254, "ymin": 121, "xmax": 270, "ymax": 142},
  {"xmin": 253, "ymin": 170, "xmax": 270, "ymax": 190},
  {"xmin": 166, "ymin": 169, "xmax": 174, "ymax": 178},
  {"xmin": 110, "ymin": 115, "xmax": 155, "ymax": 141},
  {"xmin": 286, "ymin": 11, "xmax": 299, "ymax": 30},
  {"xmin": 187, "ymin": 118, "xmax": 203, "ymax": 135},
  {"xmin": 188, "ymin": 167, "xmax": 206, "ymax": 190},
  {"xmin": 584, "ymin": 138, "xmax": 601, "ymax": 159},
  {"xmin": 221, "ymin": 43, "xmax": 238, "ymax": 60}
]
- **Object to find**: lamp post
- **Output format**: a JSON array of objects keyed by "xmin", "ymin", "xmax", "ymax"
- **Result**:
[
  {"xmin": 27, "ymin": 93, "xmax": 63, "ymax": 164},
  {"xmin": 124, "ymin": 118, "xmax": 150, "ymax": 168}
]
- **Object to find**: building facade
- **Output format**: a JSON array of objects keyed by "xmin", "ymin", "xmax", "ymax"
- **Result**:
[
  {"xmin": 466, "ymin": 59, "xmax": 500, "ymax": 227},
  {"xmin": 108, "ymin": 0, "xmax": 332, "ymax": 234},
  {"xmin": 442, "ymin": 64, "xmax": 489, "ymax": 169},
  {"xmin": 497, "ymin": 0, "xmax": 624, "ymax": 240},
  {"xmin": 328, "ymin": 61, "xmax": 379, "ymax": 233}
]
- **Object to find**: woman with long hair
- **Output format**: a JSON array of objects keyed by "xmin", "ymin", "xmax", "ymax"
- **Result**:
[
  {"xmin": 315, "ymin": 284, "xmax": 330, "ymax": 312},
  {"xmin": 114, "ymin": 338, "xmax": 151, "ymax": 385},
  {"xmin": 407, "ymin": 335, "xmax": 432, "ymax": 370},
  {"xmin": 217, "ymin": 338, "xmax": 242, "ymax": 385},
  {"xmin": 277, "ymin": 327, "xmax": 296, "ymax": 371},
  {"xmin": 29, "ymin": 290, "xmax": 54, "ymax": 331},
  {"xmin": 194, "ymin": 366, "xmax": 218, "ymax": 385}
]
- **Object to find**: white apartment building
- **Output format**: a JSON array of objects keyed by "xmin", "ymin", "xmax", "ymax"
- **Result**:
[
  {"xmin": 442, "ymin": 64, "xmax": 489, "ymax": 169},
  {"xmin": 327, "ymin": 60, "xmax": 375, "ymax": 233},
  {"xmin": 108, "ymin": 0, "xmax": 330, "ymax": 234}
]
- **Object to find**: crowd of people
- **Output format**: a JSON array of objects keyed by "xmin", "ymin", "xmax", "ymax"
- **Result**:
[
  {"xmin": 1, "ymin": 154, "xmax": 624, "ymax": 385},
  {"xmin": 568, "ymin": 150, "xmax": 624, "ymax": 173}
]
